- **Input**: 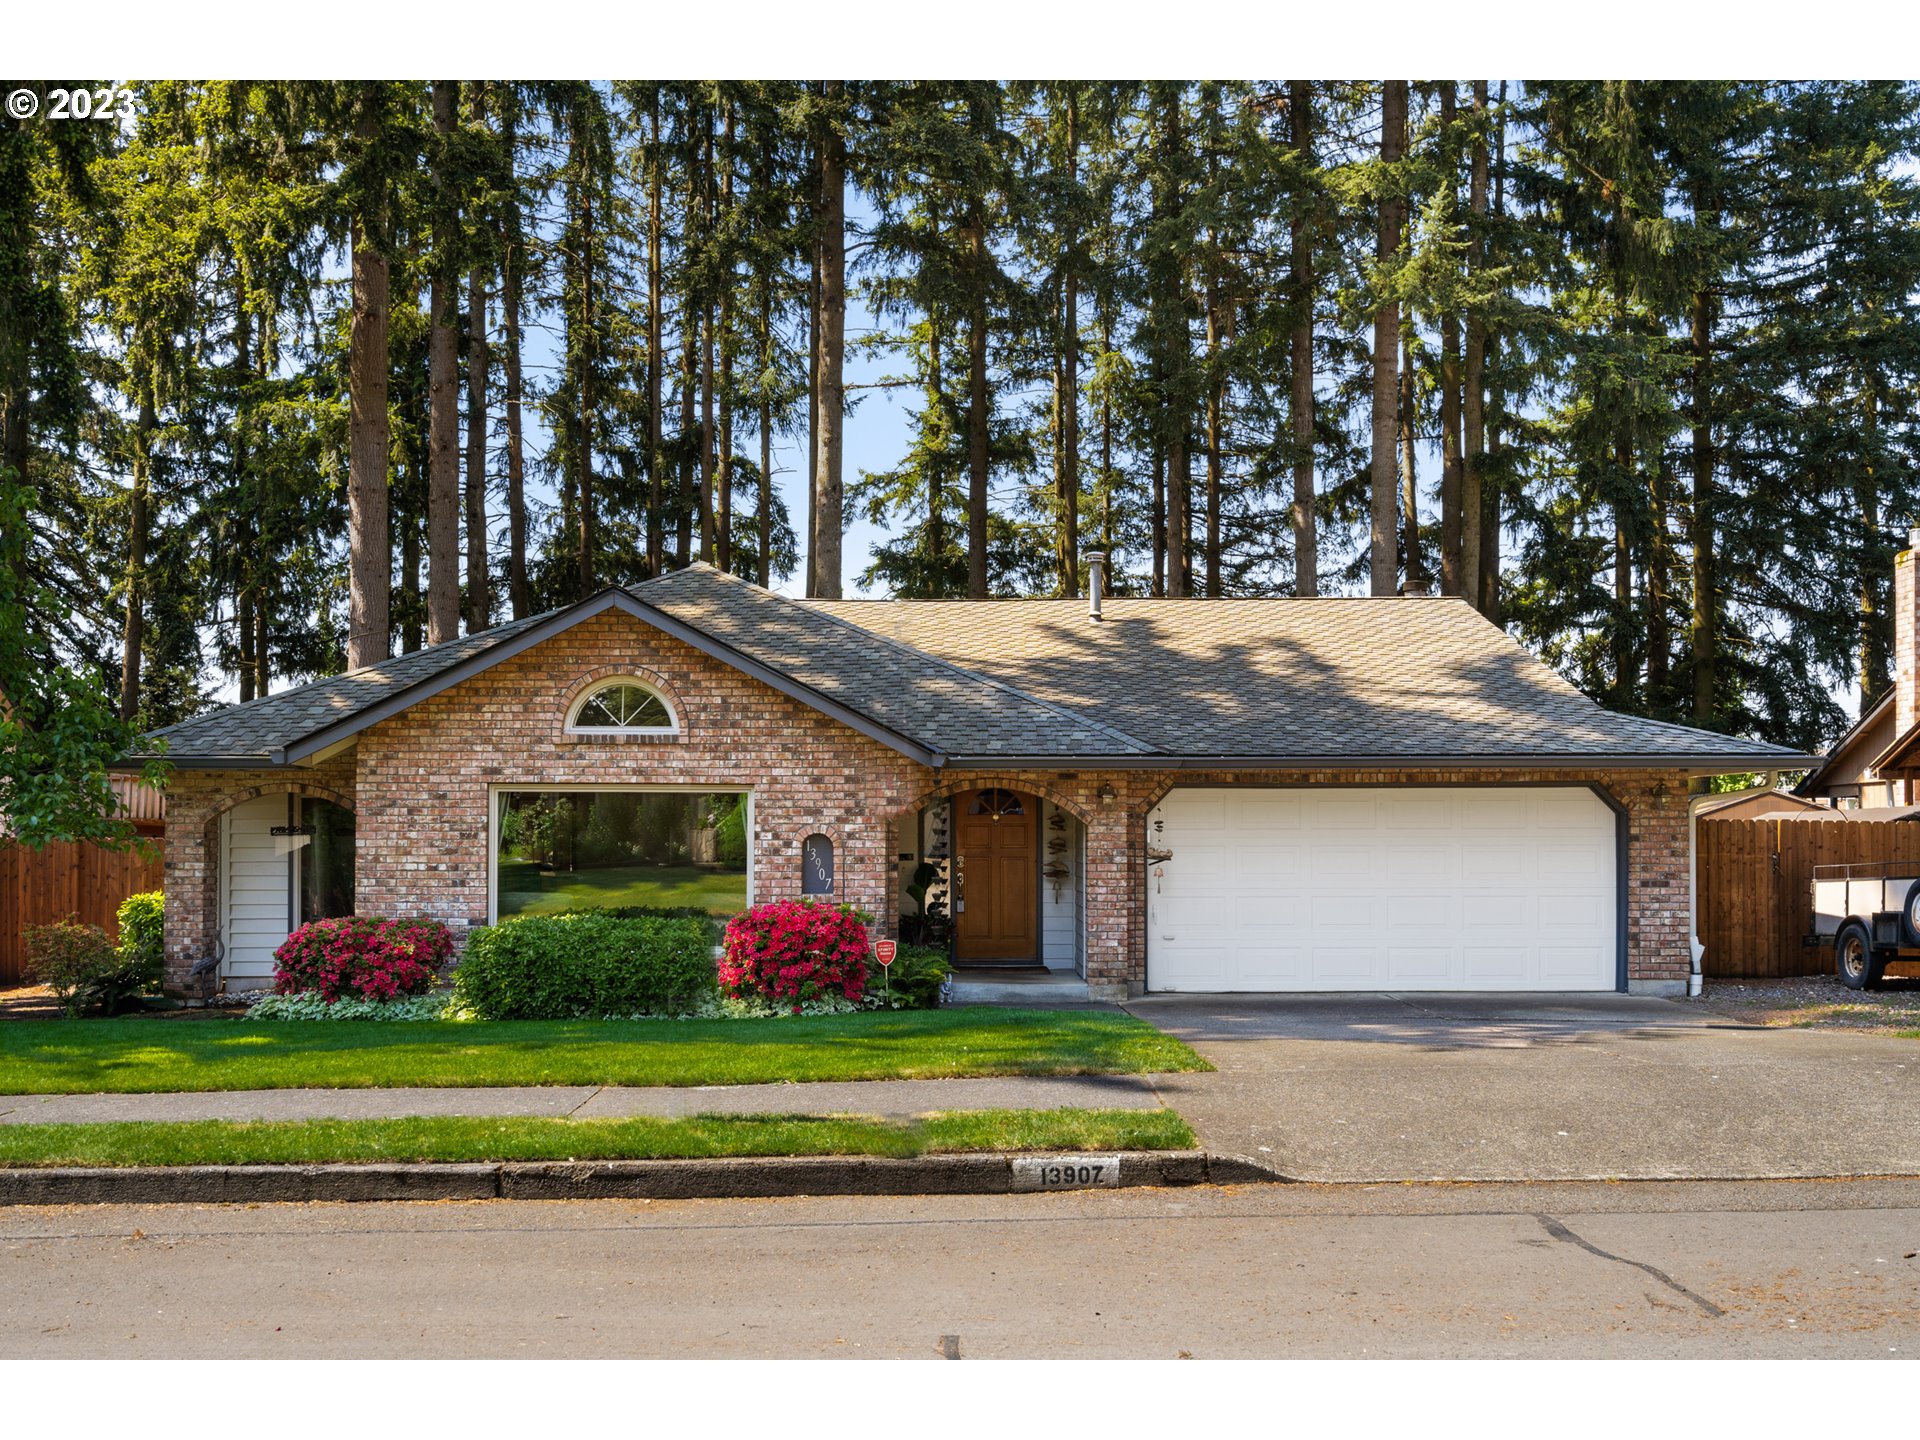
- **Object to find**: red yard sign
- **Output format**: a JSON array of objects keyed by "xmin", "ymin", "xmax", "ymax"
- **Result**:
[{"xmin": 874, "ymin": 940, "xmax": 897, "ymax": 968}]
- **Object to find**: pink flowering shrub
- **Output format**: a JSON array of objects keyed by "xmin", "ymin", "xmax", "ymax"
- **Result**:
[
  {"xmin": 272, "ymin": 916, "xmax": 452, "ymax": 1004},
  {"xmin": 719, "ymin": 900, "xmax": 871, "ymax": 1011}
]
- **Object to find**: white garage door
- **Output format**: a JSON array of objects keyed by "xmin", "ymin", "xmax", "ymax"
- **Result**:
[{"xmin": 1147, "ymin": 787, "xmax": 1618, "ymax": 992}]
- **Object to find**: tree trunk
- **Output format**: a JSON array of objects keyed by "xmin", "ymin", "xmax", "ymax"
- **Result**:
[
  {"xmin": 575, "ymin": 109, "xmax": 598, "ymax": 598},
  {"xmin": 1461, "ymin": 81, "xmax": 1489, "ymax": 614},
  {"xmin": 1204, "ymin": 273, "xmax": 1225, "ymax": 598},
  {"xmin": 1649, "ymin": 456, "xmax": 1672, "ymax": 696},
  {"xmin": 1288, "ymin": 79, "xmax": 1318, "ymax": 599},
  {"xmin": 1437, "ymin": 85, "xmax": 1464, "ymax": 597},
  {"xmin": 1370, "ymin": 80, "xmax": 1407, "ymax": 596},
  {"xmin": 253, "ymin": 588, "xmax": 269, "ymax": 699},
  {"xmin": 464, "ymin": 84, "xmax": 490, "ymax": 634},
  {"xmin": 716, "ymin": 101, "xmax": 735, "ymax": 576},
  {"xmin": 426, "ymin": 80, "xmax": 461, "ymax": 646},
  {"xmin": 1614, "ymin": 442, "xmax": 1635, "ymax": 709},
  {"xmin": 237, "ymin": 585, "xmax": 255, "ymax": 703},
  {"xmin": 1476, "ymin": 83, "xmax": 1507, "ymax": 621},
  {"xmin": 1169, "ymin": 417, "xmax": 1191, "ymax": 597},
  {"xmin": 1400, "ymin": 328, "xmax": 1427, "ymax": 592},
  {"xmin": 966, "ymin": 206, "xmax": 990, "ymax": 599},
  {"xmin": 1057, "ymin": 87, "xmax": 1081, "ymax": 599},
  {"xmin": 501, "ymin": 105, "xmax": 530, "ymax": 620},
  {"xmin": 698, "ymin": 113, "xmax": 716, "ymax": 565},
  {"xmin": 1690, "ymin": 252, "xmax": 1718, "ymax": 726},
  {"xmin": 1151, "ymin": 439, "xmax": 1167, "ymax": 598},
  {"xmin": 700, "ymin": 299, "xmax": 716, "ymax": 564},
  {"xmin": 646, "ymin": 95, "xmax": 665, "ymax": 580},
  {"xmin": 1859, "ymin": 385, "xmax": 1888, "ymax": 707},
  {"xmin": 809, "ymin": 81, "xmax": 846, "ymax": 599},
  {"xmin": 347, "ymin": 195, "xmax": 392, "ymax": 666},
  {"xmin": 119, "ymin": 390, "xmax": 154, "ymax": 721},
  {"xmin": 758, "ymin": 290, "xmax": 773, "ymax": 588}
]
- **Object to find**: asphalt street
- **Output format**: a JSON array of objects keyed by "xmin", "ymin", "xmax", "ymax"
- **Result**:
[{"xmin": 4, "ymin": 1178, "xmax": 1917, "ymax": 1358}]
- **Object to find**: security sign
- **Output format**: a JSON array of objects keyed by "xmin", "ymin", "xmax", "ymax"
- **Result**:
[{"xmin": 874, "ymin": 940, "xmax": 897, "ymax": 968}]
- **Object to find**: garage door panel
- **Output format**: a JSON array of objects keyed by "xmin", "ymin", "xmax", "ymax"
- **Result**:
[
  {"xmin": 1224, "ymin": 791, "xmax": 1304, "ymax": 831},
  {"xmin": 1387, "ymin": 945, "xmax": 1454, "ymax": 982},
  {"xmin": 1464, "ymin": 945, "xmax": 1531, "ymax": 981},
  {"xmin": 1311, "ymin": 846, "xmax": 1373, "ymax": 883},
  {"xmin": 1387, "ymin": 894, "xmax": 1454, "ymax": 931},
  {"xmin": 1464, "ymin": 894, "xmax": 1533, "ymax": 932},
  {"xmin": 1539, "ymin": 944, "xmax": 1608, "ymax": 979},
  {"xmin": 1149, "ymin": 786, "xmax": 1616, "ymax": 992},
  {"xmin": 1311, "ymin": 793, "xmax": 1380, "ymax": 829},
  {"xmin": 1234, "ymin": 894, "xmax": 1307, "ymax": 929},
  {"xmin": 1233, "ymin": 944, "xmax": 1310, "ymax": 984},
  {"xmin": 1386, "ymin": 843, "xmax": 1458, "ymax": 884}
]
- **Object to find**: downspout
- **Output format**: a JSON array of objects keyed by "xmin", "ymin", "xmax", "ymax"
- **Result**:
[{"xmin": 1687, "ymin": 771, "xmax": 1777, "ymax": 998}]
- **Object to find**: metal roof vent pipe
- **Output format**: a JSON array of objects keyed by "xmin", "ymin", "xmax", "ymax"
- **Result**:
[{"xmin": 1086, "ymin": 551, "xmax": 1107, "ymax": 622}]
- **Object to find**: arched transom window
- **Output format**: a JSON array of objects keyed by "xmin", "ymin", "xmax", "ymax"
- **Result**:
[{"xmin": 566, "ymin": 679, "xmax": 677, "ymax": 735}]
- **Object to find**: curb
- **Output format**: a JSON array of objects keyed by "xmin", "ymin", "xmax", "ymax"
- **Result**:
[{"xmin": 0, "ymin": 1151, "xmax": 1287, "ymax": 1206}]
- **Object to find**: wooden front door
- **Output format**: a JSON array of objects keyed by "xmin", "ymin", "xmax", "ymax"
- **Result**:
[{"xmin": 955, "ymin": 787, "xmax": 1038, "ymax": 961}]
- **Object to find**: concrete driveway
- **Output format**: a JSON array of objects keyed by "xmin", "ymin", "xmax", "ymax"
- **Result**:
[{"xmin": 1127, "ymin": 993, "xmax": 1920, "ymax": 1183}]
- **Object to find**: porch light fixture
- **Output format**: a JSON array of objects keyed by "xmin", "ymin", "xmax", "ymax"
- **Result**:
[
  {"xmin": 1097, "ymin": 783, "xmax": 1116, "ymax": 805},
  {"xmin": 1651, "ymin": 779, "xmax": 1671, "ymax": 809}
]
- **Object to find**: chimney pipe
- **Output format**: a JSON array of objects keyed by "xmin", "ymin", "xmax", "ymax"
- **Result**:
[{"xmin": 1086, "ymin": 551, "xmax": 1107, "ymax": 622}]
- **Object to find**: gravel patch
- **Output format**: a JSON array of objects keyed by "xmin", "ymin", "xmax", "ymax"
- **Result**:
[{"xmin": 1699, "ymin": 974, "xmax": 1920, "ymax": 1031}]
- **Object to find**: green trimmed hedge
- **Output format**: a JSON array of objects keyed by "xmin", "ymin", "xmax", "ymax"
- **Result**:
[{"xmin": 452, "ymin": 912, "xmax": 717, "ymax": 1020}]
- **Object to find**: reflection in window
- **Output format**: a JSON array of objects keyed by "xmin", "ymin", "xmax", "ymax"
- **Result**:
[
  {"xmin": 569, "ymin": 681, "xmax": 674, "ymax": 732},
  {"xmin": 297, "ymin": 798, "xmax": 356, "ymax": 924},
  {"xmin": 969, "ymin": 788, "xmax": 1025, "ymax": 818},
  {"xmin": 495, "ymin": 790, "xmax": 747, "ymax": 920}
]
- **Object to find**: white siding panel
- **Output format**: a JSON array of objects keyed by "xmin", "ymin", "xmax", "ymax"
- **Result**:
[{"xmin": 223, "ymin": 795, "xmax": 292, "ymax": 990}]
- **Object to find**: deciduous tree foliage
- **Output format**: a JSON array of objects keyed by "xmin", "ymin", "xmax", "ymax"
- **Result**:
[{"xmin": 6, "ymin": 79, "xmax": 1920, "ymax": 841}]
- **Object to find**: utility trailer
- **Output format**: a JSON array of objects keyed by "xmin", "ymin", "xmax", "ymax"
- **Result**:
[{"xmin": 1810, "ymin": 862, "xmax": 1920, "ymax": 989}]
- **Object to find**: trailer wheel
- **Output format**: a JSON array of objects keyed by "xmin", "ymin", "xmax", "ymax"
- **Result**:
[{"xmin": 1836, "ymin": 921, "xmax": 1883, "ymax": 990}]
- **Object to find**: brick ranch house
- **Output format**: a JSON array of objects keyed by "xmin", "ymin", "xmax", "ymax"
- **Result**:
[{"xmin": 121, "ymin": 561, "xmax": 1808, "ymax": 1002}]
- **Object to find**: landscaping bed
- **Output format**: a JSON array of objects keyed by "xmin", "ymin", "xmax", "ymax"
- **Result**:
[
  {"xmin": 0, "ymin": 1107, "xmax": 1195, "ymax": 1167},
  {"xmin": 0, "ymin": 1008, "xmax": 1208, "ymax": 1094},
  {"xmin": 1699, "ymin": 974, "xmax": 1920, "ymax": 1034}
]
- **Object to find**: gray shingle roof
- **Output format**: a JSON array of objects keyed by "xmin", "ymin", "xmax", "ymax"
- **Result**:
[
  {"xmin": 132, "ymin": 563, "xmax": 1811, "ymax": 770},
  {"xmin": 807, "ymin": 593, "xmax": 1811, "ymax": 766},
  {"xmin": 138, "ymin": 607, "xmax": 562, "ymax": 763}
]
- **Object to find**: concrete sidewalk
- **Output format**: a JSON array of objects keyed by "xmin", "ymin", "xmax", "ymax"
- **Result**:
[{"xmin": 0, "ymin": 1073, "xmax": 1168, "ymax": 1126}]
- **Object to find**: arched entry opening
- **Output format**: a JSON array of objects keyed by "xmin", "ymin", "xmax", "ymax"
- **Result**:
[
  {"xmin": 894, "ymin": 784, "xmax": 1086, "ymax": 975},
  {"xmin": 217, "ymin": 792, "xmax": 356, "ymax": 991}
]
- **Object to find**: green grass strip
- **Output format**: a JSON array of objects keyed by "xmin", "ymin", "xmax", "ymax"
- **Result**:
[
  {"xmin": 0, "ymin": 1008, "xmax": 1207, "ymax": 1095},
  {"xmin": 0, "ymin": 1107, "xmax": 1196, "ymax": 1168}
]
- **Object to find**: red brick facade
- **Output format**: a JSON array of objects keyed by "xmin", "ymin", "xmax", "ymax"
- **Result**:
[{"xmin": 159, "ymin": 610, "xmax": 1696, "ymax": 997}]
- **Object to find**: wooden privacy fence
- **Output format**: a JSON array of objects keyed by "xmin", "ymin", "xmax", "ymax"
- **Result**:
[
  {"xmin": 0, "ymin": 838, "xmax": 164, "ymax": 985},
  {"xmin": 1697, "ymin": 815, "xmax": 1920, "ymax": 977}
]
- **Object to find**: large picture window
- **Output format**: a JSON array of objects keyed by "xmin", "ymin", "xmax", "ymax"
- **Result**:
[{"xmin": 494, "ymin": 789, "xmax": 748, "ymax": 921}]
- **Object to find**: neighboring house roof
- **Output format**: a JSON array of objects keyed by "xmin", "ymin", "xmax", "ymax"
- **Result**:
[
  {"xmin": 126, "ymin": 564, "xmax": 1815, "ymax": 772},
  {"xmin": 1795, "ymin": 688, "xmax": 1896, "ymax": 796},
  {"xmin": 1696, "ymin": 790, "xmax": 1831, "ymax": 820}
]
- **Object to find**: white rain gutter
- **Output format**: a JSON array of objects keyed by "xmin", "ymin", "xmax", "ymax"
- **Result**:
[{"xmin": 1687, "ymin": 771, "xmax": 1778, "ymax": 997}]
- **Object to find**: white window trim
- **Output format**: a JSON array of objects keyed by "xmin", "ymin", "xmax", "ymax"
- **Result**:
[
  {"xmin": 563, "ymin": 677, "xmax": 680, "ymax": 737},
  {"xmin": 486, "ymin": 782, "xmax": 753, "ymax": 926}
]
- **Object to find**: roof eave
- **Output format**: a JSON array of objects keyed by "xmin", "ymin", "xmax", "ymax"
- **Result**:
[{"xmin": 939, "ymin": 750, "xmax": 1818, "ymax": 773}]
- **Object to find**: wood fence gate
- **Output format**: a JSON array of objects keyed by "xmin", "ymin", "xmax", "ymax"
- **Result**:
[
  {"xmin": 0, "ymin": 839, "xmax": 164, "ymax": 985},
  {"xmin": 1696, "ymin": 816, "xmax": 1920, "ymax": 977}
]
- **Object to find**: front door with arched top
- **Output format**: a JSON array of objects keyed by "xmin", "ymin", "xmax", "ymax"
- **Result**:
[{"xmin": 954, "ymin": 787, "xmax": 1038, "ymax": 962}]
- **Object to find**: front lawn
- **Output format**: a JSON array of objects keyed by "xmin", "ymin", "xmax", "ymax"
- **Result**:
[
  {"xmin": 0, "ymin": 1008, "xmax": 1208, "ymax": 1094},
  {"xmin": 0, "ymin": 1108, "xmax": 1196, "ymax": 1167}
]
